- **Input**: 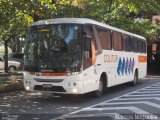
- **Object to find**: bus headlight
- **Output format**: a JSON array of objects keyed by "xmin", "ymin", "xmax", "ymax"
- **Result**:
[
  {"xmin": 72, "ymin": 88, "xmax": 78, "ymax": 93},
  {"xmin": 25, "ymin": 86, "xmax": 30, "ymax": 90}
]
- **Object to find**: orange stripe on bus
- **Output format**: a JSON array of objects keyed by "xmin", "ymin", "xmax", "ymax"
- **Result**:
[
  {"xmin": 41, "ymin": 73, "xmax": 68, "ymax": 76},
  {"xmin": 30, "ymin": 72, "xmax": 68, "ymax": 76},
  {"xmin": 138, "ymin": 55, "xmax": 147, "ymax": 62},
  {"xmin": 91, "ymin": 40, "xmax": 96, "ymax": 65},
  {"xmin": 30, "ymin": 72, "xmax": 35, "ymax": 75}
]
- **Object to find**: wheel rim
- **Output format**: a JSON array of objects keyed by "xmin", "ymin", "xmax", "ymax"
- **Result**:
[
  {"xmin": 99, "ymin": 80, "xmax": 103, "ymax": 92},
  {"xmin": 95, "ymin": 80, "xmax": 103, "ymax": 96}
]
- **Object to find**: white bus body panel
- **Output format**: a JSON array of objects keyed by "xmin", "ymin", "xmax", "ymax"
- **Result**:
[
  {"xmin": 23, "ymin": 72, "xmax": 85, "ymax": 94},
  {"xmin": 23, "ymin": 50, "xmax": 146, "ymax": 94},
  {"xmin": 24, "ymin": 18, "xmax": 147, "ymax": 95}
]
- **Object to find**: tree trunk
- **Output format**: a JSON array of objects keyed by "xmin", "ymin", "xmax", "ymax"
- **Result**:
[
  {"xmin": 17, "ymin": 39, "xmax": 21, "ymax": 53},
  {"xmin": 108, "ymin": 0, "xmax": 113, "ymax": 13},
  {"xmin": 4, "ymin": 40, "xmax": 8, "ymax": 73}
]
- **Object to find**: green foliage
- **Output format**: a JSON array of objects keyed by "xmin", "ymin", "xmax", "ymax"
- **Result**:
[
  {"xmin": 81, "ymin": 0, "xmax": 160, "ymax": 42},
  {"xmin": 0, "ymin": 0, "xmax": 160, "ymax": 48}
]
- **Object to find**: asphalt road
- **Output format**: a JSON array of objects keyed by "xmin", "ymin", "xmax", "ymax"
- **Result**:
[{"xmin": 0, "ymin": 77, "xmax": 160, "ymax": 120}]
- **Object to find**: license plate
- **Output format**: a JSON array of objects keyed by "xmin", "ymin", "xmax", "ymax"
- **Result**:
[{"xmin": 43, "ymin": 84, "xmax": 52, "ymax": 89}]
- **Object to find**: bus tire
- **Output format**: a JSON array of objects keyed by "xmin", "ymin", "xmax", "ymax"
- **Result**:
[
  {"xmin": 131, "ymin": 71, "xmax": 138, "ymax": 86},
  {"xmin": 93, "ymin": 77, "xmax": 104, "ymax": 97}
]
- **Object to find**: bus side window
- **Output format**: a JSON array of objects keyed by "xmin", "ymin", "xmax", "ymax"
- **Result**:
[
  {"xmin": 143, "ymin": 40, "xmax": 147, "ymax": 53},
  {"xmin": 112, "ymin": 31, "xmax": 123, "ymax": 51},
  {"xmin": 123, "ymin": 34, "xmax": 132, "ymax": 52},
  {"xmin": 141, "ymin": 40, "xmax": 143, "ymax": 53},
  {"xmin": 96, "ymin": 26, "xmax": 112, "ymax": 50},
  {"xmin": 131, "ymin": 37, "xmax": 139, "ymax": 52},
  {"xmin": 138, "ymin": 39, "xmax": 143, "ymax": 53}
]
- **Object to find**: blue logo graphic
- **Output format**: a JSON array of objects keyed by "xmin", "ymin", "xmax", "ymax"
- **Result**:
[
  {"xmin": 117, "ymin": 57, "xmax": 135, "ymax": 76},
  {"xmin": 125, "ymin": 58, "xmax": 128, "ymax": 75},
  {"xmin": 117, "ymin": 58, "xmax": 122, "ymax": 75}
]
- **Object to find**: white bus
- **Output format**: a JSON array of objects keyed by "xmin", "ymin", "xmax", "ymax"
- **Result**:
[{"xmin": 23, "ymin": 18, "xmax": 147, "ymax": 96}]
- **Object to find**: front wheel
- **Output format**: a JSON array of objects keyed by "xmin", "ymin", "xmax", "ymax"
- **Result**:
[{"xmin": 93, "ymin": 78, "xmax": 104, "ymax": 97}]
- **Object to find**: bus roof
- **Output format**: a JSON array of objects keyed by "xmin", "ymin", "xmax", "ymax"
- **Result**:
[{"xmin": 29, "ymin": 18, "xmax": 146, "ymax": 40}]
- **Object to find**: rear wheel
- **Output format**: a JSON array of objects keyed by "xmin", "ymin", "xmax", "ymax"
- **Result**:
[
  {"xmin": 131, "ymin": 71, "xmax": 138, "ymax": 86},
  {"xmin": 93, "ymin": 77, "xmax": 104, "ymax": 97}
]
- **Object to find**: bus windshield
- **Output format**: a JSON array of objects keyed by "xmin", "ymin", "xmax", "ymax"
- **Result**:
[{"xmin": 25, "ymin": 24, "xmax": 83, "ymax": 72}]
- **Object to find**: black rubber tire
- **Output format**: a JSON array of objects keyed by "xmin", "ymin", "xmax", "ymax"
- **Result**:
[
  {"xmin": 131, "ymin": 71, "xmax": 138, "ymax": 86},
  {"xmin": 93, "ymin": 77, "xmax": 104, "ymax": 97}
]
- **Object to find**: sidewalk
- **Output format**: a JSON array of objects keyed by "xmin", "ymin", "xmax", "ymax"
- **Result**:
[{"xmin": 0, "ymin": 71, "xmax": 24, "ymax": 93}]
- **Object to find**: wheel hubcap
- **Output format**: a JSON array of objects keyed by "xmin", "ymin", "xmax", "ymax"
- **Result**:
[{"xmin": 9, "ymin": 67, "xmax": 15, "ymax": 72}]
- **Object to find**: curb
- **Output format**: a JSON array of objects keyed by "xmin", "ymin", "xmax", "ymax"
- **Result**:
[
  {"xmin": 0, "ymin": 81, "xmax": 24, "ymax": 93},
  {"xmin": 0, "ymin": 72, "xmax": 24, "ymax": 93},
  {"xmin": 0, "ymin": 72, "xmax": 23, "ymax": 77}
]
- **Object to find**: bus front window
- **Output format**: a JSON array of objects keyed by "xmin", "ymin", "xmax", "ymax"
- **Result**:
[{"xmin": 24, "ymin": 24, "xmax": 83, "ymax": 72}]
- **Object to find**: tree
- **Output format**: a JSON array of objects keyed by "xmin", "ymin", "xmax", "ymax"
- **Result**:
[
  {"xmin": 1, "ymin": 0, "xmax": 160, "ymax": 47},
  {"xmin": 79, "ymin": 0, "xmax": 160, "ymax": 42},
  {"xmin": 0, "ymin": 0, "xmax": 160, "ymax": 72}
]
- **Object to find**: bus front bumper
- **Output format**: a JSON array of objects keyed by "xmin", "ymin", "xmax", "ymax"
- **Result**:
[{"xmin": 23, "ymin": 72, "xmax": 84, "ymax": 94}]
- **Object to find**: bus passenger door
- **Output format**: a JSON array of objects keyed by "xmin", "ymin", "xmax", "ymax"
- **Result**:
[
  {"xmin": 83, "ymin": 36, "xmax": 99, "ymax": 93},
  {"xmin": 83, "ymin": 37, "xmax": 96, "ymax": 70},
  {"xmin": 83, "ymin": 36, "xmax": 92, "ymax": 70},
  {"xmin": 83, "ymin": 25, "xmax": 99, "ymax": 93}
]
